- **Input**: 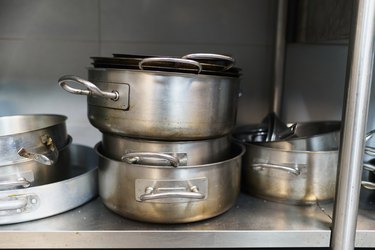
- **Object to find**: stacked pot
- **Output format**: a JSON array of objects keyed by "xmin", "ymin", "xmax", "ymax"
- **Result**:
[
  {"xmin": 0, "ymin": 114, "xmax": 98, "ymax": 224},
  {"xmin": 58, "ymin": 53, "xmax": 245, "ymax": 223},
  {"xmin": 234, "ymin": 116, "xmax": 341, "ymax": 205},
  {"xmin": 361, "ymin": 130, "xmax": 375, "ymax": 194}
]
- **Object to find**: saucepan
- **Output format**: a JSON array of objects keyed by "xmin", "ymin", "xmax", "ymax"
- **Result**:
[
  {"xmin": 101, "ymin": 133, "xmax": 231, "ymax": 166},
  {"xmin": 240, "ymin": 142, "xmax": 338, "ymax": 205},
  {"xmin": 96, "ymin": 142, "xmax": 245, "ymax": 223},
  {"xmin": 0, "ymin": 114, "xmax": 69, "ymax": 166},
  {"xmin": 58, "ymin": 55, "xmax": 240, "ymax": 140}
]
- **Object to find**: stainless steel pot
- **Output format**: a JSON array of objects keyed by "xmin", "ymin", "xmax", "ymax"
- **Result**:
[
  {"xmin": 362, "ymin": 162, "xmax": 375, "ymax": 190},
  {"xmin": 0, "ymin": 136, "xmax": 72, "ymax": 191},
  {"xmin": 241, "ymin": 143, "xmax": 338, "ymax": 205},
  {"xmin": 0, "ymin": 114, "xmax": 69, "ymax": 166},
  {"xmin": 96, "ymin": 142, "xmax": 245, "ymax": 223},
  {"xmin": 0, "ymin": 144, "xmax": 97, "ymax": 225},
  {"xmin": 58, "ymin": 59, "xmax": 240, "ymax": 140},
  {"xmin": 101, "ymin": 133, "xmax": 231, "ymax": 166},
  {"xmin": 235, "ymin": 121, "xmax": 341, "ymax": 151}
]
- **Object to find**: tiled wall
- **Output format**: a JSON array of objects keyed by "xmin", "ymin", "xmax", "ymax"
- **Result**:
[
  {"xmin": 0, "ymin": 0, "xmax": 277, "ymax": 146},
  {"xmin": 2, "ymin": 0, "xmax": 373, "ymax": 148}
]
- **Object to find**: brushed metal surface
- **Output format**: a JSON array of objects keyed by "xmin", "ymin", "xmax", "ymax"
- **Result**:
[{"xmin": 0, "ymin": 190, "xmax": 374, "ymax": 248}]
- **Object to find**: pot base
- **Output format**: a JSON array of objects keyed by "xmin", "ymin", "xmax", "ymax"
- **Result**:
[{"xmin": 242, "ymin": 189, "xmax": 334, "ymax": 206}]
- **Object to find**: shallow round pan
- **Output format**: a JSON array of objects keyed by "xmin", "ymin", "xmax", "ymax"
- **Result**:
[{"xmin": 0, "ymin": 144, "xmax": 98, "ymax": 225}]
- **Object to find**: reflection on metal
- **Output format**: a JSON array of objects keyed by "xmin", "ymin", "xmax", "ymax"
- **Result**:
[
  {"xmin": 272, "ymin": 0, "xmax": 288, "ymax": 117},
  {"xmin": 331, "ymin": 0, "xmax": 375, "ymax": 249}
]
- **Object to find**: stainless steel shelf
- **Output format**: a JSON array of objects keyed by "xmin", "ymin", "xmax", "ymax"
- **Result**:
[{"xmin": 0, "ymin": 191, "xmax": 371, "ymax": 248}]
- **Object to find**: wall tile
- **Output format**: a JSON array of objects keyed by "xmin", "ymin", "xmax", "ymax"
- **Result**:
[
  {"xmin": 0, "ymin": 40, "xmax": 98, "ymax": 85},
  {"xmin": 0, "ymin": 0, "xmax": 99, "ymax": 40},
  {"xmin": 282, "ymin": 44, "xmax": 348, "ymax": 122},
  {"xmin": 100, "ymin": 0, "xmax": 276, "ymax": 45}
]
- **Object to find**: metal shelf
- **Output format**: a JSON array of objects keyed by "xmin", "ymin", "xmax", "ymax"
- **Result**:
[{"xmin": 0, "ymin": 192, "xmax": 373, "ymax": 248}]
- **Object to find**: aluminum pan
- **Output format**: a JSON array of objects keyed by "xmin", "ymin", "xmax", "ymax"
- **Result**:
[{"xmin": 0, "ymin": 144, "xmax": 98, "ymax": 225}]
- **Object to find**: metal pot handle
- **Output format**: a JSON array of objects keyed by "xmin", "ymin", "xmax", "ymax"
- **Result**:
[
  {"xmin": 366, "ymin": 129, "xmax": 375, "ymax": 142},
  {"xmin": 58, "ymin": 75, "xmax": 119, "ymax": 101},
  {"xmin": 0, "ymin": 177, "xmax": 31, "ymax": 190},
  {"xmin": 0, "ymin": 197, "xmax": 28, "ymax": 211},
  {"xmin": 121, "ymin": 152, "xmax": 180, "ymax": 167},
  {"xmin": 139, "ymin": 186, "xmax": 205, "ymax": 201},
  {"xmin": 182, "ymin": 53, "xmax": 235, "ymax": 71},
  {"xmin": 361, "ymin": 181, "xmax": 375, "ymax": 190},
  {"xmin": 138, "ymin": 57, "xmax": 202, "ymax": 73},
  {"xmin": 17, "ymin": 135, "xmax": 58, "ymax": 166},
  {"xmin": 0, "ymin": 194, "xmax": 39, "ymax": 214},
  {"xmin": 251, "ymin": 162, "xmax": 301, "ymax": 176},
  {"xmin": 363, "ymin": 162, "xmax": 375, "ymax": 172}
]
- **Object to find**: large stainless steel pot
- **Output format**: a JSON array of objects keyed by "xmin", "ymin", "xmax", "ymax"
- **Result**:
[
  {"xmin": 241, "ymin": 143, "xmax": 338, "ymax": 205},
  {"xmin": 0, "ymin": 136, "xmax": 72, "ymax": 191},
  {"xmin": 96, "ymin": 142, "xmax": 245, "ymax": 223},
  {"xmin": 58, "ymin": 59, "xmax": 240, "ymax": 140},
  {"xmin": 101, "ymin": 133, "xmax": 231, "ymax": 166},
  {"xmin": 0, "ymin": 114, "xmax": 69, "ymax": 166}
]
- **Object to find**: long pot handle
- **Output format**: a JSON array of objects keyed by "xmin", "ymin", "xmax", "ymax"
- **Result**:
[
  {"xmin": 0, "ymin": 194, "xmax": 39, "ymax": 214},
  {"xmin": 363, "ymin": 162, "xmax": 375, "ymax": 172},
  {"xmin": 366, "ymin": 129, "xmax": 375, "ymax": 142},
  {"xmin": 138, "ymin": 57, "xmax": 203, "ymax": 73},
  {"xmin": 251, "ymin": 162, "xmax": 301, "ymax": 176},
  {"xmin": 0, "ymin": 197, "xmax": 28, "ymax": 211},
  {"xmin": 361, "ymin": 181, "xmax": 375, "ymax": 190},
  {"xmin": 121, "ymin": 152, "xmax": 180, "ymax": 167},
  {"xmin": 139, "ymin": 186, "xmax": 205, "ymax": 201},
  {"xmin": 58, "ymin": 75, "xmax": 119, "ymax": 100},
  {"xmin": 182, "ymin": 53, "xmax": 235, "ymax": 71},
  {"xmin": 364, "ymin": 146, "xmax": 375, "ymax": 156},
  {"xmin": 17, "ymin": 135, "xmax": 58, "ymax": 166},
  {"xmin": 0, "ymin": 177, "xmax": 31, "ymax": 190}
]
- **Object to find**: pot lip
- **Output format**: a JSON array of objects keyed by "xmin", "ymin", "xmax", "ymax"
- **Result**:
[
  {"xmin": 102, "ymin": 132, "xmax": 231, "ymax": 145},
  {"xmin": 242, "ymin": 141, "xmax": 339, "ymax": 154},
  {"xmin": 87, "ymin": 67, "xmax": 241, "ymax": 80},
  {"xmin": 234, "ymin": 120, "xmax": 341, "ymax": 142},
  {"xmin": 0, "ymin": 114, "xmax": 67, "ymax": 137},
  {"xmin": 95, "ymin": 142, "xmax": 245, "ymax": 169}
]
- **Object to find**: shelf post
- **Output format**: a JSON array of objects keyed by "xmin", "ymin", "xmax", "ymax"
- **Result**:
[{"xmin": 331, "ymin": 0, "xmax": 375, "ymax": 249}]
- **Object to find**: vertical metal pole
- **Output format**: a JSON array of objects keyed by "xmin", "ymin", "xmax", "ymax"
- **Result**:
[
  {"xmin": 272, "ymin": 0, "xmax": 288, "ymax": 117},
  {"xmin": 331, "ymin": 0, "xmax": 375, "ymax": 249}
]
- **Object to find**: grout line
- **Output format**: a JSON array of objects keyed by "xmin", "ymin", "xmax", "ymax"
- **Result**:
[{"xmin": 98, "ymin": 0, "xmax": 102, "ymax": 56}]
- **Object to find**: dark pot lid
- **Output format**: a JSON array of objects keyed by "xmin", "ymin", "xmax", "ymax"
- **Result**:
[{"xmin": 90, "ymin": 53, "xmax": 241, "ymax": 77}]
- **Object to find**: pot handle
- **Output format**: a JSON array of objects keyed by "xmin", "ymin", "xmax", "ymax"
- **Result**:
[
  {"xmin": 363, "ymin": 162, "xmax": 375, "ymax": 172},
  {"xmin": 139, "ymin": 186, "xmax": 205, "ymax": 201},
  {"xmin": 121, "ymin": 152, "xmax": 180, "ymax": 167},
  {"xmin": 17, "ymin": 135, "xmax": 58, "ymax": 166},
  {"xmin": 251, "ymin": 162, "xmax": 301, "ymax": 176},
  {"xmin": 182, "ymin": 53, "xmax": 235, "ymax": 71},
  {"xmin": 365, "ymin": 146, "xmax": 375, "ymax": 156},
  {"xmin": 366, "ymin": 129, "xmax": 375, "ymax": 142},
  {"xmin": 0, "ymin": 197, "xmax": 28, "ymax": 211},
  {"xmin": 58, "ymin": 75, "xmax": 119, "ymax": 101},
  {"xmin": 361, "ymin": 181, "xmax": 375, "ymax": 190},
  {"xmin": 0, "ymin": 177, "xmax": 31, "ymax": 190},
  {"xmin": 139, "ymin": 57, "xmax": 203, "ymax": 73},
  {"xmin": 0, "ymin": 194, "xmax": 39, "ymax": 214}
]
